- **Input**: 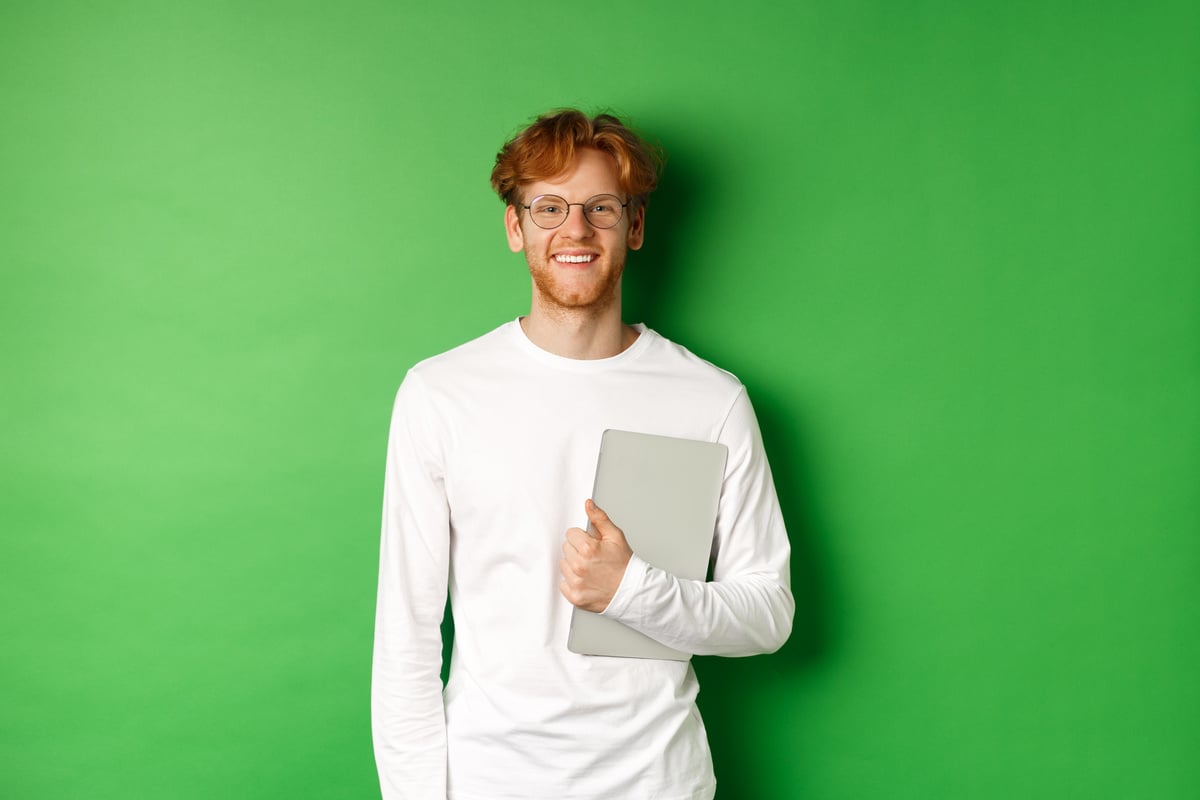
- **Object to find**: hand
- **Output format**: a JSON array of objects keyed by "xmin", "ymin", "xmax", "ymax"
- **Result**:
[{"xmin": 559, "ymin": 499, "xmax": 634, "ymax": 613}]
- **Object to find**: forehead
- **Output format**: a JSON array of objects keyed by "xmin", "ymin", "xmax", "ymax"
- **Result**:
[{"xmin": 522, "ymin": 147, "xmax": 623, "ymax": 200}]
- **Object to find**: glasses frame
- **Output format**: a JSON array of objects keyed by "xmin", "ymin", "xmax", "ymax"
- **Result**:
[{"xmin": 520, "ymin": 193, "xmax": 630, "ymax": 230}]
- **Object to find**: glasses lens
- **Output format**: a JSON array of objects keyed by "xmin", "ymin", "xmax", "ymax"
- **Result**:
[
  {"xmin": 582, "ymin": 195, "xmax": 624, "ymax": 229},
  {"xmin": 529, "ymin": 195, "xmax": 568, "ymax": 228}
]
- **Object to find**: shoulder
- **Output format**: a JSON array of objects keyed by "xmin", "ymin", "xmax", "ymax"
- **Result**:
[
  {"xmin": 386, "ymin": 321, "xmax": 520, "ymax": 418},
  {"xmin": 388, "ymin": 322, "xmax": 518, "ymax": 432},
  {"xmin": 639, "ymin": 329, "xmax": 756, "ymax": 438},
  {"xmin": 641, "ymin": 328, "xmax": 745, "ymax": 394},
  {"xmin": 405, "ymin": 320, "xmax": 518, "ymax": 382}
]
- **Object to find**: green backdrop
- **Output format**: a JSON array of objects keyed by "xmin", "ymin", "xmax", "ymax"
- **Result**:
[{"xmin": 3, "ymin": 2, "xmax": 1197, "ymax": 798}]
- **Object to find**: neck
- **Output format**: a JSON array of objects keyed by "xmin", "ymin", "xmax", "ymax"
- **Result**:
[{"xmin": 520, "ymin": 296, "xmax": 639, "ymax": 360}]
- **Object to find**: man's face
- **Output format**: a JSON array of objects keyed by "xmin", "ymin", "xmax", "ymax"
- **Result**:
[{"xmin": 505, "ymin": 148, "xmax": 645, "ymax": 314}]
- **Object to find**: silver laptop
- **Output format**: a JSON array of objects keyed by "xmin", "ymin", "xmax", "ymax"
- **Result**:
[{"xmin": 567, "ymin": 429, "xmax": 728, "ymax": 661}]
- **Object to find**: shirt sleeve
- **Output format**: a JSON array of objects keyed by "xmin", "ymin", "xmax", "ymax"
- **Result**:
[
  {"xmin": 600, "ymin": 386, "xmax": 795, "ymax": 656},
  {"xmin": 371, "ymin": 370, "xmax": 450, "ymax": 799}
]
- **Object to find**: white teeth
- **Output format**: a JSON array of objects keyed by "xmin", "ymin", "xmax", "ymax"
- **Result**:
[{"xmin": 554, "ymin": 254, "xmax": 594, "ymax": 264}]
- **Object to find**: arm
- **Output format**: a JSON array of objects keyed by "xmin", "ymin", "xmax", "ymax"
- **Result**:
[
  {"xmin": 371, "ymin": 371, "xmax": 450, "ymax": 799},
  {"xmin": 564, "ymin": 387, "xmax": 794, "ymax": 657}
]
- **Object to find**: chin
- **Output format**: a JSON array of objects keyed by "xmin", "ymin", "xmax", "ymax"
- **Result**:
[
  {"xmin": 540, "ymin": 287, "xmax": 619, "ymax": 313},
  {"xmin": 529, "ymin": 262, "xmax": 623, "ymax": 313}
]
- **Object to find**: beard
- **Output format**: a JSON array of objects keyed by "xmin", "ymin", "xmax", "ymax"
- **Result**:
[{"xmin": 526, "ymin": 250, "xmax": 625, "ymax": 314}]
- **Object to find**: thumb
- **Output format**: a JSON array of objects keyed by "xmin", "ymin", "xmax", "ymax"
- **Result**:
[{"xmin": 585, "ymin": 499, "xmax": 622, "ymax": 541}]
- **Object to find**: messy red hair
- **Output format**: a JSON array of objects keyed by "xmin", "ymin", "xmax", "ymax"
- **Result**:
[{"xmin": 490, "ymin": 109, "xmax": 663, "ymax": 214}]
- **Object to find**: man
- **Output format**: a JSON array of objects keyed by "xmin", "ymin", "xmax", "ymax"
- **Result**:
[{"xmin": 372, "ymin": 109, "xmax": 793, "ymax": 800}]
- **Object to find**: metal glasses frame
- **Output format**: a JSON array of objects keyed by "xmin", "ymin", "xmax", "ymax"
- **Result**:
[{"xmin": 519, "ymin": 193, "xmax": 630, "ymax": 229}]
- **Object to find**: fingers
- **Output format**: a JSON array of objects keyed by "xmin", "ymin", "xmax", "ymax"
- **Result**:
[
  {"xmin": 558, "ymin": 559, "xmax": 587, "ymax": 605},
  {"xmin": 560, "ymin": 504, "xmax": 632, "ymax": 613},
  {"xmin": 559, "ymin": 557, "xmax": 579, "ymax": 581},
  {"xmin": 563, "ymin": 526, "xmax": 595, "ymax": 557},
  {"xmin": 558, "ymin": 558, "xmax": 602, "ymax": 612}
]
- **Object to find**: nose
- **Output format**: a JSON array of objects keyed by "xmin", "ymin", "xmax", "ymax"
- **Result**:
[{"xmin": 560, "ymin": 204, "xmax": 595, "ymax": 238}]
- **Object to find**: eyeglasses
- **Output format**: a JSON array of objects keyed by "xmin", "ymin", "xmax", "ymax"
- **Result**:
[{"xmin": 520, "ymin": 193, "xmax": 629, "ymax": 230}]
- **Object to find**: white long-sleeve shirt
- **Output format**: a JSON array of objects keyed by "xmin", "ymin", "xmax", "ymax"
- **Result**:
[{"xmin": 372, "ymin": 320, "xmax": 793, "ymax": 800}]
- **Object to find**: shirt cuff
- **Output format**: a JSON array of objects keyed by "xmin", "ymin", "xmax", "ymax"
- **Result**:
[{"xmin": 599, "ymin": 552, "xmax": 650, "ymax": 620}]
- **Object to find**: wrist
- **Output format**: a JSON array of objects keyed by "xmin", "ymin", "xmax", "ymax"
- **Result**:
[{"xmin": 599, "ymin": 553, "xmax": 647, "ymax": 619}]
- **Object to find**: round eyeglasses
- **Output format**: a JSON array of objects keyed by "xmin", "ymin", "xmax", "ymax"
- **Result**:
[{"xmin": 521, "ymin": 194, "xmax": 629, "ymax": 230}]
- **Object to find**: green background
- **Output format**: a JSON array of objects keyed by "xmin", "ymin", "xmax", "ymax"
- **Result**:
[{"xmin": 3, "ymin": 1, "xmax": 1197, "ymax": 798}]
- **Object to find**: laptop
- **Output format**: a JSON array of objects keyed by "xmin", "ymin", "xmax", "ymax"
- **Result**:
[{"xmin": 567, "ymin": 429, "xmax": 728, "ymax": 661}]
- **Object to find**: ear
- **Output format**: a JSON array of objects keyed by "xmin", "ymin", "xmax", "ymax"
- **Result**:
[
  {"xmin": 505, "ymin": 205, "xmax": 525, "ymax": 253},
  {"xmin": 626, "ymin": 206, "xmax": 645, "ymax": 251}
]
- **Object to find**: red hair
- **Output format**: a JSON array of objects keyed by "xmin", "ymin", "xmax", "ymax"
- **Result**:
[{"xmin": 490, "ymin": 109, "xmax": 663, "ymax": 213}]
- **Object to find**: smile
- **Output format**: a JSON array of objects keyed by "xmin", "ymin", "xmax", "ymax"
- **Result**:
[{"xmin": 554, "ymin": 254, "xmax": 596, "ymax": 264}]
